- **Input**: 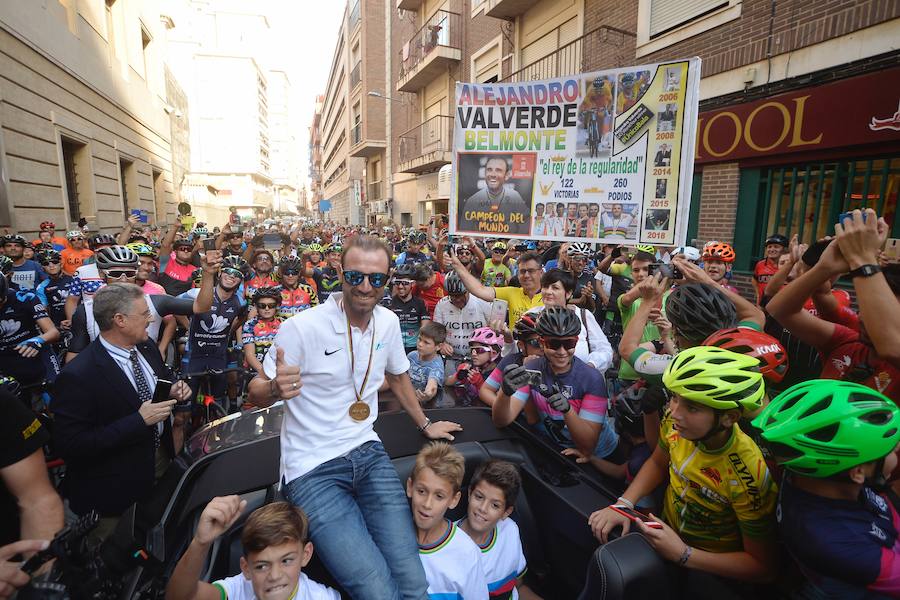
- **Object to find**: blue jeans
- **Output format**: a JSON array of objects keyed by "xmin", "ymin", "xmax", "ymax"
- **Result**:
[{"xmin": 283, "ymin": 441, "xmax": 428, "ymax": 600}]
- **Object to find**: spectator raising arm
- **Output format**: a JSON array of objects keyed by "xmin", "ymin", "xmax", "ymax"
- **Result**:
[
  {"xmin": 673, "ymin": 258, "xmax": 765, "ymax": 328},
  {"xmin": 447, "ymin": 247, "xmax": 496, "ymax": 303},
  {"xmin": 766, "ymin": 241, "xmax": 847, "ymax": 349},
  {"xmin": 835, "ymin": 209, "xmax": 900, "ymax": 365}
]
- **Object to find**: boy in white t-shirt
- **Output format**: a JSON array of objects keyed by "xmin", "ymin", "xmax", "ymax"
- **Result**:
[
  {"xmin": 458, "ymin": 460, "xmax": 540, "ymax": 600},
  {"xmin": 166, "ymin": 496, "xmax": 340, "ymax": 600},
  {"xmin": 407, "ymin": 442, "xmax": 488, "ymax": 599}
]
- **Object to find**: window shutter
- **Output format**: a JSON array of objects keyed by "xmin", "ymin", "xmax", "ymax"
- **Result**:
[{"xmin": 650, "ymin": 0, "xmax": 728, "ymax": 36}]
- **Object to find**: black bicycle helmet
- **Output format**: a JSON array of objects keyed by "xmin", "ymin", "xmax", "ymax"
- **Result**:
[
  {"xmin": 190, "ymin": 268, "xmax": 203, "ymax": 287},
  {"xmin": 394, "ymin": 263, "xmax": 418, "ymax": 280},
  {"xmin": 535, "ymin": 306, "xmax": 582, "ymax": 338},
  {"xmin": 252, "ymin": 286, "xmax": 283, "ymax": 305},
  {"xmin": 278, "ymin": 255, "xmax": 303, "ymax": 272},
  {"xmin": 221, "ymin": 255, "xmax": 250, "ymax": 276},
  {"xmin": 36, "ymin": 249, "xmax": 62, "ymax": 265},
  {"xmin": 444, "ymin": 271, "xmax": 466, "ymax": 294},
  {"xmin": 612, "ymin": 383, "xmax": 645, "ymax": 436},
  {"xmin": 513, "ymin": 309, "xmax": 540, "ymax": 339},
  {"xmin": 0, "ymin": 256, "xmax": 12, "ymax": 276},
  {"xmin": 3, "ymin": 234, "xmax": 26, "ymax": 247},
  {"xmin": 89, "ymin": 233, "xmax": 116, "ymax": 249},
  {"xmin": 172, "ymin": 237, "xmax": 194, "ymax": 249},
  {"xmin": 94, "ymin": 245, "xmax": 139, "ymax": 270},
  {"xmin": 765, "ymin": 234, "xmax": 789, "ymax": 247},
  {"xmin": 665, "ymin": 283, "xmax": 738, "ymax": 343},
  {"xmin": 408, "ymin": 231, "xmax": 426, "ymax": 245}
]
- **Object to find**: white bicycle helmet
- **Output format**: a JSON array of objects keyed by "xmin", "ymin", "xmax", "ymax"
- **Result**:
[
  {"xmin": 673, "ymin": 246, "xmax": 701, "ymax": 262},
  {"xmin": 566, "ymin": 242, "xmax": 592, "ymax": 258}
]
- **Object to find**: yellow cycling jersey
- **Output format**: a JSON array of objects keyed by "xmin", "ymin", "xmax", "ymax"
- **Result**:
[
  {"xmin": 659, "ymin": 415, "xmax": 777, "ymax": 553},
  {"xmin": 494, "ymin": 286, "xmax": 543, "ymax": 328}
]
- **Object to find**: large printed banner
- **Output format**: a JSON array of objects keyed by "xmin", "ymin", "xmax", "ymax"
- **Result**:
[{"xmin": 449, "ymin": 58, "xmax": 701, "ymax": 246}]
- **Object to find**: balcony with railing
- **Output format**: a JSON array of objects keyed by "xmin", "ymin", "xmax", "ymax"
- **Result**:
[
  {"xmin": 351, "ymin": 122, "xmax": 362, "ymax": 145},
  {"xmin": 397, "ymin": 10, "xmax": 461, "ymax": 92},
  {"xmin": 349, "ymin": 116, "xmax": 387, "ymax": 158},
  {"xmin": 396, "ymin": 115, "xmax": 453, "ymax": 174},
  {"xmin": 350, "ymin": 61, "xmax": 361, "ymax": 89},
  {"xmin": 485, "ymin": 0, "xmax": 540, "ymax": 20},
  {"xmin": 501, "ymin": 25, "xmax": 636, "ymax": 83}
]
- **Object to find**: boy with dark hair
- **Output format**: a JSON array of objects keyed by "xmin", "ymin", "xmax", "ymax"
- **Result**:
[
  {"xmin": 408, "ymin": 321, "xmax": 447, "ymax": 403},
  {"xmin": 458, "ymin": 460, "xmax": 539, "ymax": 600},
  {"xmin": 407, "ymin": 442, "xmax": 488, "ymax": 599},
  {"xmin": 166, "ymin": 496, "xmax": 339, "ymax": 600},
  {"xmin": 387, "ymin": 263, "xmax": 430, "ymax": 353}
]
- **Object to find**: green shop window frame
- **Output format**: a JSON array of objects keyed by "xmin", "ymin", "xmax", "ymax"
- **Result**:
[{"xmin": 733, "ymin": 155, "xmax": 900, "ymax": 272}]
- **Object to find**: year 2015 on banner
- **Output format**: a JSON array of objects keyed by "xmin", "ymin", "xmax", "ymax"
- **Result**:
[{"xmin": 449, "ymin": 58, "xmax": 701, "ymax": 246}]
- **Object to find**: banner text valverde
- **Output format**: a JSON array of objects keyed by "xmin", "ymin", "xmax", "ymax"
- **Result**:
[
  {"xmin": 464, "ymin": 129, "xmax": 568, "ymax": 151},
  {"xmin": 458, "ymin": 80, "xmax": 580, "ymax": 106}
]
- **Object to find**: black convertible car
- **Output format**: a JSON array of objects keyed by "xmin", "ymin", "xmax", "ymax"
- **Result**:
[{"xmin": 29, "ymin": 406, "xmax": 674, "ymax": 599}]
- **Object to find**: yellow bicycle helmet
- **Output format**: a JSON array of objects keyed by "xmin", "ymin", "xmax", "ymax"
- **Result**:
[{"xmin": 663, "ymin": 346, "xmax": 765, "ymax": 413}]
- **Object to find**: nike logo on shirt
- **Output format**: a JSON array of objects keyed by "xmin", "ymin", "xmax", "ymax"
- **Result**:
[{"xmin": 324, "ymin": 348, "xmax": 341, "ymax": 356}]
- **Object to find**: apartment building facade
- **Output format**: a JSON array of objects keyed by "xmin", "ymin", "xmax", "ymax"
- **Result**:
[
  {"xmin": 308, "ymin": 95, "xmax": 325, "ymax": 218},
  {"xmin": 166, "ymin": 2, "xmax": 280, "ymax": 223},
  {"xmin": 0, "ymin": 0, "xmax": 181, "ymax": 235}
]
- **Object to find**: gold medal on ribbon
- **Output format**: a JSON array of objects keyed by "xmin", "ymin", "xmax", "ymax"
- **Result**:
[
  {"xmin": 349, "ymin": 401, "xmax": 370, "ymax": 421},
  {"xmin": 344, "ymin": 300, "xmax": 375, "ymax": 422}
]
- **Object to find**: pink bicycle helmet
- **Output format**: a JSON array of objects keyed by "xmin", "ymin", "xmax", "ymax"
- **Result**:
[{"xmin": 469, "ymin": 326, "xmax": 504, "ymax": 348}]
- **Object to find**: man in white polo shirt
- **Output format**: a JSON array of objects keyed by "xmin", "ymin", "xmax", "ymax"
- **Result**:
[{"xmin": 248, "ymin": 234, "xmax": 461, "ymax": 600}]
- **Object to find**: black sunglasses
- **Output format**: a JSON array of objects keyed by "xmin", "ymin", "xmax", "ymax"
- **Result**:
[
  {"xmin": 522, "ymin": 338, "xmax": 542, "ymax": 348},
  {"xmin": 41, "ymin": 260, "xmax": 62, "ymax": 266},
  {"xmin": 105, "ymin": 269, "xmax": 137, "ymax": 279},
  {"xmin": 257, "ymin": 302, "xmax": 279, "ymax": 309},
  {"xmin": 541, "ymin": 337, "xmax": 578, "ymax": 350},
  {"xmin": 281, "ymin": 269, "xmax": 301, "ymax": 276},
  {"xmin": 343, "ymin": 270, "xmax": 389, "ymax": 288}
]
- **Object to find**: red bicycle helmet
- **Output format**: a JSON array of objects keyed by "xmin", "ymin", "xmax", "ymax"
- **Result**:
[
  {"xmin": 703, "ymin": 327, "xmax": 789, "ymax": 383},
  {"xmin": 40, "ymin": 221, "xmax": 55, "ymax": 231},
  {"xmin": 702, "ymin": 241, "xmax": 736, "ymax": 263}
]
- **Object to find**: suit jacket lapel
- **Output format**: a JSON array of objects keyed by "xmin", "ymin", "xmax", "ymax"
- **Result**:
[{"xmin": 90, "ymin": 339, "xmax": 142, "ymax": 410}]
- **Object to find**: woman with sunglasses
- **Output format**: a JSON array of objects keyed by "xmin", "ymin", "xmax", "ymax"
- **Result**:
[
  {"xmin": 538, "ymin": 268, "xmax": 613, "ymax": 373},
  {"xmin": 242, "ymin": 286, "xmax": 284, "ymax": 376},
  {"xmin": 35, "ymin": 249, "xmax": 74, "ymax": 330},
  {"xmin": 495, "ymin": 306, "xmax": 620, "ymax": 462}
]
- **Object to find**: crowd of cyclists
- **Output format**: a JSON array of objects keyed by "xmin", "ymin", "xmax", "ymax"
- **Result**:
[{"xmin": 1, "ymin": 205, "xmax": 899, "ymax": 598}]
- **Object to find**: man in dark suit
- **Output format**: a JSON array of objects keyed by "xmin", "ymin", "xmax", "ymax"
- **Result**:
[{"xmin": 52, "ymin": 283, "xmax": 191, "ymax": 536}]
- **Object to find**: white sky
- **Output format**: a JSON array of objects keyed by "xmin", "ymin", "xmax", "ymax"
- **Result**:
[{"xmin": 261, "ymin": 0, "xmax": 347, "ymax": 189}]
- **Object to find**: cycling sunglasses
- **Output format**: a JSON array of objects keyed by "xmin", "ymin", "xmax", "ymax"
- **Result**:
[
  {"xmin": 343, "ymin": 270, "xmax": 389, "ymax": 288},
  {"xmin": 41, "ymin": 260, "xmax": 62, "ymax": 265},
  {"xmin": 256, "ymin": 302, "xmax": 279, "ymax": 310},
  {"xmin": 541, "ymin": 337, "xmax": 578, "ymax": 350},
  {"xmin": 281, "ymin": 269, "xmax": 301, "ymax": 276},
  {"xmin": 393, "ymin": 278, "xmax": 414, "ymax": 286},
  {"xmin": 105, "ymin": 269, "xmax": 137, "ymax": 279},
  {"xmin": 522, "ymin": 337, "xmax": 542, "ymax": 348},
  {"xmin": 470, "ymin": 345, "xmax": 494, "ymax": 355},
  {"xmin": 220, "ymin": 267, "xmax": 244, "ymax": 278}
]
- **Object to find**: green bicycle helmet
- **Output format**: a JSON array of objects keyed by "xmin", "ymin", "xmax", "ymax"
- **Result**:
[
  {"xmin": 636, "ymin": 243, "xmax": 656, "ymax": 255},
  {"xmin": 663, "ymin": 346, "xmax": 765, "ymax": 413},
  {"xmin": 126, "ymin": 242, "xmax": 158, "ymax": 259},
  {"xmin": 190, "ymin": 268, "xmax": 203, "ymax": 287},
  {"xmin": 306, "ymin": 243, "xmax": 324, "ymax": 254},
  {"xmin": 752, "ymin": 380, "xmax": 900, "ymax": 478}
]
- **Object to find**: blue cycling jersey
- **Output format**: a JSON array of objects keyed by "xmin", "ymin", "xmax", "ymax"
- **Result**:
[{"xmin": 779, "ymin": 476, "xmax": 900, "ymax": 599}]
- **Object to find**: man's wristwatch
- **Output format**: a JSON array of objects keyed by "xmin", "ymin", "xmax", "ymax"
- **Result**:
[
  {"xmin": 417, "ymin": 418, "xmax": 433, "ymax": 433},
  {"xmin": 847, "ymin": 264, "xmax": 881, "ymax": 278}
]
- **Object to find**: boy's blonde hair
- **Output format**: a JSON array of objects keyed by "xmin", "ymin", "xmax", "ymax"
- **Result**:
[
  {"xmin": 241, "ymin": 502, "xmax": 309, "ymax": 555},
  {"xmin": 410, "ymin": 441, "xmax": 465, "ymax": 493}
]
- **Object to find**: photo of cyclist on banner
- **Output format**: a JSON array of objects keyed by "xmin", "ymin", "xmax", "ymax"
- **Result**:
[
  {"xmin": 577, "ymin": 76, "xmax": 615, "ymax": 157},
  {"xmin": 457, "ymin": 153, "xmax": 534, "ymax": 235}
]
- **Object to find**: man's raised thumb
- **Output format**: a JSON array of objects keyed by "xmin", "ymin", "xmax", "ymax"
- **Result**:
[{"xmin": 275, "ymin": 346, "xmax": 286, "ymax": 367}]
